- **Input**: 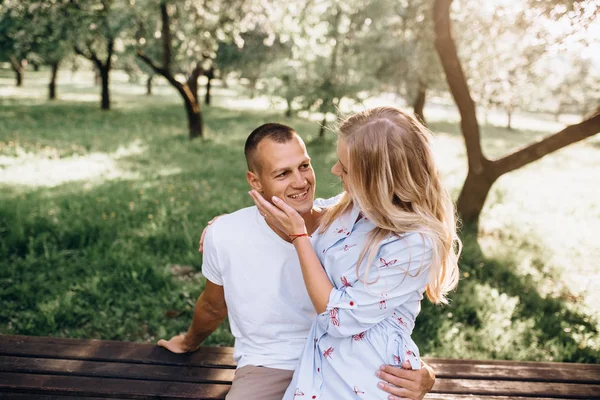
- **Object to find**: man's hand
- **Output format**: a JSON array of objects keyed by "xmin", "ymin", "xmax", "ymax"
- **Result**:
[
  {"xmin": 199, "ymin": 215, "xmax": 226, "ymax": 252},
  {"xmin": 376, "ymin": 360, "xmax": 435, "ymax": 400},
  {"xmin": 157, "ymin": 334, "xmax": 199, "ymax": 354}
]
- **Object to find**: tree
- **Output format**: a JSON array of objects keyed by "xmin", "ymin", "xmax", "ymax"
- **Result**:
[
  {"xmin": 216, "ymin": 29, "xmax": 288, "ymax": 99},
  {"xmin": 26, "ymin": 0, "xmax": 79, "ymax": 100},
  {"xmin": 295, "ymin": 0, "xmax": 382, "ymax": 137},
  {"xmin": 0, "ymin": 1, "xmax": 36, "ymax": 86},
  {"xmin": 71, "ymin": 0, "xmax": 133, "ymax": 110},
  {"xmin": 367, "ymin": 0, "xmax": 445, "ymax": 125},
  {"xmin": 135, "ymin": 0, "xmax": 249, "ymax": 139},
  {"xmin": 433, "ymin": 0, "xmax": 600, "ymax": 226}
]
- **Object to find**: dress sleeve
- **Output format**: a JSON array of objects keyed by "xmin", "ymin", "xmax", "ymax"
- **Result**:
[
  {"xmin": 317, "ymin": 233, "xmax": 432, "ymax": 337},
  {"xmin": 200, "ymin": 225, "xmax": 223, "ymax": 286}
]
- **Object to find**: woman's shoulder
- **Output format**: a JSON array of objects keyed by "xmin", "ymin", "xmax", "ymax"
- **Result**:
[{"xmin": 379, "ymin": 230, "xmax": 434, "ymax": 255}]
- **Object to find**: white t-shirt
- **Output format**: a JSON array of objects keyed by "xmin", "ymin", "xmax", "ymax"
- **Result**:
[{"xmin": 202, "ymin": 206, "xmax": 320, "ymax": 370}]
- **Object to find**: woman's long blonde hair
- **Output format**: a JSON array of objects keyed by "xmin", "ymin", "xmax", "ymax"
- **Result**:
[{"xmin": 320, "ymin": 106, "xmax": 461, "ymax": 304}]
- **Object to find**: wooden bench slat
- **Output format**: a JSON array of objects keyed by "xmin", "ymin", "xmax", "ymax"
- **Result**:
[
  {"xmin": 0, "ymin": 394, "xmax": 132, "ymax": 400},
  {"xmin": 432, "ymin": 377, "xmax": 600, "ymax": 398},
  {"xmin": 425, "ymin": 395, "xmax": 572, "ymax": 400},
  {"xmin": 0, "ymin": 372, "xmax": 231, "ymax": 400},
  {"xmin": 0, "ymin": 335, "xmax": 236, "ymax": 368},
  {"xmin": 426, "ymin": 360, "xmax": 600, "ymax": 383},
  {"xmin": 0, "ymin": 356, "xmax": 235, "ymax": 384},
  {"xmin": 0, "ymin": 394, "xmax": 575, "ymax": 400}
]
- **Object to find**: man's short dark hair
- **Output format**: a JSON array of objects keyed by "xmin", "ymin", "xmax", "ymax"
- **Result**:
[{"xmin": 244, "ymin": 123, "xmax": 297, "ymax": 172}]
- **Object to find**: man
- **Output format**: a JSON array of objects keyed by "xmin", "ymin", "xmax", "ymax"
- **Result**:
[{"xmin": 158, "ymin": 123, "xmax": 435, "ymax": 400}]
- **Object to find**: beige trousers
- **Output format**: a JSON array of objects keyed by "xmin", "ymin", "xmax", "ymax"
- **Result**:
[{"xmin": 225, "ymin": 365, "xmax": 294, "ymax": 400}]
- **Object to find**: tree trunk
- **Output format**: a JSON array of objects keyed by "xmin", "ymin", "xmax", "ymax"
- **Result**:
[
  {"xmin": 456, "ymin": 168, "xmax": 497, "ymax": 226},
  {"xmin": 318, "ymin": 115, "xmax": 327, "ymax": 138},
  {"xmin": 94, "ymin": 67, "xmax": 101, "ymax": 86},
  {"xmin": 146, "ymin": 75, "xmax": 153, "ymax": 95},
  {"xmin": 33, "ymin": 62, "xmax": 40, "ymax": 72},
  {"xmin": 184, "ymin": 96, "xmax": 203, "ymax": 139},
  {"xmin": 15, "ymin": 68, "xmax": 23, "ymax": 87},
  {"xmin": 507, "ymin": 109, "xmax": 513, "ymax": 130},
  {"xmin": 48, "ymin": 61, "xmax": 60, "ymax": 100},
  {"xmin": 205, "ymin": 77, "xmax": 212, "ymax": 105},
  {"xmin": 413, "ymin": 83, "xmax": 427, "ymax": 125},
  {"xmin": 285, "ymin": 98, "xmax": 293, "ymax": 118},
  {"xmin": 100, "ymin": 67, "xmax": 110, "ymax": 110},
  {"xmin": 204, "ymin": 67, "xmax": 214, "ymax": 105}
]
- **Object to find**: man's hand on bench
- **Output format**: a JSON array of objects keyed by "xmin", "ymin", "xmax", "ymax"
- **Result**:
[
  {"xmin": 158, "ymin": 334, "xmax": 200, "ymax": 354},
  {"xmin": 376, "ymin": 360, "xmax": 435, "ymax": 400}
]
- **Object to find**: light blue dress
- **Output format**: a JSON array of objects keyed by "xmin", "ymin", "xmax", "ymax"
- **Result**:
[{"xmin": 283, "ymin": 204, "xmax": 432, "ymax": 399}]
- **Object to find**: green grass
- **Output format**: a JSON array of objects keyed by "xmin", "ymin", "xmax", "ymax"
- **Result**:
[{"xmin": 0, "ymin": 66, "xmax": 598, "ymax": 362}]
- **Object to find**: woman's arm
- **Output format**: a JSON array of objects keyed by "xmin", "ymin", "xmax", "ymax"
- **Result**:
[
  {"xmin": 292, "ymin": 236, "xmax": 333, "ymax": 313},
  {"xmin": 249, "ymin": 191, "xmax": 333, "ymax": 313}
]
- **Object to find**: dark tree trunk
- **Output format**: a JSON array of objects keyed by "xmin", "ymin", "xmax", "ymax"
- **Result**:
[
  {"xmin": 184, "ymin": 96, "xmax": 203, "ymax": 139},
  {"xmin": 507, "ymin": 109, "xmax": 513, "ymax": 130},
  {"xmin": 318, "ymin": 115, "xmax": 327, "ymax": 138},
  {"xmin": 146, "ymin": 75, "xmax": 153, "ymax": 95},
  {"xmin": 456, "ymin": 168, "xmax": 497, "ymax": 226},
  {"xmin": 205, "ymin": 78, "xmax": 211, "ymax": 105},
  {"xmin": 100, "ymin": 67, "xmax": 110, "ymax": 110},
  {"xmin": 204, "ymin": 67, "xmax": 214, "ymax": 105},
  {"xmin": 413, "ymin": 83, "xmax": 427, "ymax": 125},
  {"xmin": 32, "ymin": 62, "xmax": 40, "ymax": 72},
  {"xmin": 285, "ymin": 98, "xmax": 293, "ymax": 118},
  {"xmin": 49, "ymin": 61, "xmax": 60, "ymax": 100},
  {"xmin": 10, "ymin": 57, "xmax": 25, "ymax": 87},
  {"xmin": 15, "ymin": 68, "xmax": 23, "ymax": 87}
]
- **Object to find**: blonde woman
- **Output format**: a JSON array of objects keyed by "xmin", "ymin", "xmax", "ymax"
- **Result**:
[{"xmin": 250, "ymin": 106, "xmax": 461, "ymax": 400}]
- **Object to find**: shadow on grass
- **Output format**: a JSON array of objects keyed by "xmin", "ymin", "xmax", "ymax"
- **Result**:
[{"xmin": 415, "ymin": 226, "xmax": 598, "ymax": 363}]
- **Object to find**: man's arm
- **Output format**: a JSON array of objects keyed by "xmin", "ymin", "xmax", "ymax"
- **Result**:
[
  {"xmin": 157, "ymin": 281, "xmax": 228, "ymax": 353},
  {"xmin": 376, "ymin": 360, "xmax": 436, "ymax": 400}
]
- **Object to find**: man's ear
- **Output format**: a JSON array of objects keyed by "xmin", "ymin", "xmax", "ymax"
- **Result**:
[{"xmin": 246, "ymin": 171, "xmax": 262, "ymax": 192}]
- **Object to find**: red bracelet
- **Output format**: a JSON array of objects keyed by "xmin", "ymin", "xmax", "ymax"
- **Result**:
[{"xmin": 290, "ymin": 233, "xmax": 311, "ymax": 242}]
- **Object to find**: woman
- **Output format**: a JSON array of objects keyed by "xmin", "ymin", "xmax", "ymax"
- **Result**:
[{"xmin": 250, "ymin": 106, "xmax": 461, "ymax": 399}]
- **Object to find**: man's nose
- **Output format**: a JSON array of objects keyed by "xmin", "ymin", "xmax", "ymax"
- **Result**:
[{"xmin": 291, "ymin": 171, "xmax": 307, "ymax": 187}]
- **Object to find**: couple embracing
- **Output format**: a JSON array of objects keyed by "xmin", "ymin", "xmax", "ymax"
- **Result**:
[{"xmin": 159, "ymin": 107, "xmax": 461, "ymax": 400}]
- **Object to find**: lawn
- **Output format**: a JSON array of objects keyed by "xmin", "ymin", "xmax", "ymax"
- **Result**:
[{"xmin": 1, "ymin": 67, "xmax": 599, "ymax": 362}]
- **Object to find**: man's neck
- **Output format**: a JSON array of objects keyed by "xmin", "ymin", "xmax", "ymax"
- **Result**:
[{"xmin": 265, "ymin": 207, "xmax": 324, "ymax": 243}]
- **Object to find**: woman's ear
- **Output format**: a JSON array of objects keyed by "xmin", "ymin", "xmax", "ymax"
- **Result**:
[{"xmin": 246, "ymin": 171, "xmax": 262, "ymax": 192}]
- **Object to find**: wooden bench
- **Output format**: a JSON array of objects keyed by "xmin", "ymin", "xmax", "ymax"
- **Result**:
[{"xmin": 1, "ymin": 335, "xmax": 599, "ymax": 399}]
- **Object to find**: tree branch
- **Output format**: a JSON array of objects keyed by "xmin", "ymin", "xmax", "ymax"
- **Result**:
[
  {"xmin": 74, "ymin": 43, "xmax": 103, "ymax": 70},
  {"xmin": 137, "ymin": 49, "xmax": 183, "ymax": 91},
  {"xmin": 160, "ymin": 3, "xmax": 172, "ymax": 72},
  {"xmin": 493, "ymin": 110, "xmax": 600, "ymax": 176},
  {"xmin": 433, "ymin": 0, "xmax": 486, "ymax": 172}
]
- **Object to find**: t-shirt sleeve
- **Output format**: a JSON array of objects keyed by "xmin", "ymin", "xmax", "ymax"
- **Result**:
[
  {"xmin": 201, "ymin": 225, "xmax": 223, "ymax": 286},
  {"xmin": 314, "ymin": 193, "xmax": 344, "ymax": 208}
]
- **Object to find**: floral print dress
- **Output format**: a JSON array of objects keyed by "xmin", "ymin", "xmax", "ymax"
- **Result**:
[{"xmin": 283, "ymin": 204, "xmax": 433, "ymax": 399}]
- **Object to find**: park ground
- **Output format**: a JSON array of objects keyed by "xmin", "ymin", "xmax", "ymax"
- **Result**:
[{"xmin": 1, "ymin": 67, "xmax": 599, "ymax": 363}]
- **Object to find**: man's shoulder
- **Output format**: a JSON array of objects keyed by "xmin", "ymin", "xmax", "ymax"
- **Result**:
[{"xmin": 209, "ymin": 206, "xmax": 259, "ymax": 238}]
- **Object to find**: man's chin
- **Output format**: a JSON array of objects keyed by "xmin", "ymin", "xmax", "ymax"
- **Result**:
[{"xmin": 285, "ymin": 199, "xmax": 314, "ymax": 215}]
